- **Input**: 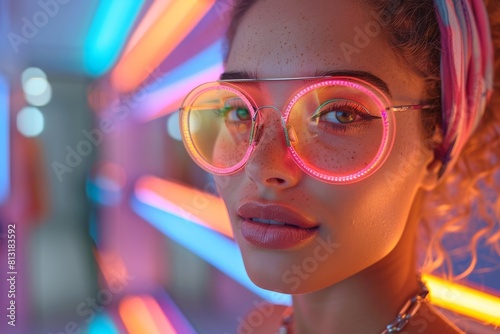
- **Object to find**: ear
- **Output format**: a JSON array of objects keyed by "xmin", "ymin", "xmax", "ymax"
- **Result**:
[
  {"xmin": 420, "ymin": 157, "xmax": 443, "ymax": 191},
  {"xmin": 420, "ymin": 126, "xmax": 444, "ymax": 191}
]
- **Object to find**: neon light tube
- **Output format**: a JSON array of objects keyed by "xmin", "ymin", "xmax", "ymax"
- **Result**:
[
  {"xmin": 0, "ymin": 75, "xmax": 9, "ymax": 203},
  {"xmin": 131, "ymin": 194, "xmax": 292, "ymax": 306},
  {"xmin": 134, "ymin": 40, "xmax": 224, "ymax": 121},
  {"xmin": 154, "ymin": 290, "xmax": 197, "ymax": 334},
  {"xmin": 138, "ymin": 63, "xmax": 222, "ymax": 122},
  {"xmin": 423, "ymin": 274, "xmax": 500, "ymax": 326},
  {"xmin": 83, "ymin": 0, "xmax": 145, "ymax": 77},
  {"xmin": 87, "ymin": 314, "xmax": 119, "ymax": 334},
  {"xmin": 142, "ymin": 296, "xmax": 178, "ymax": 334},
  {"xmin": 135, "ymin": 176, "xmax": 232, "ymax": 237},
  {"xmin": 123, "ymin": 0, "xmax": 173, "ymax": 55},
  {"xmin": 111, "ymin": 0, "xmax": 215, "ymax": 92},
  {"xmin": 119, "ymin": 296, "xmax": 165, "ymax": 334}
]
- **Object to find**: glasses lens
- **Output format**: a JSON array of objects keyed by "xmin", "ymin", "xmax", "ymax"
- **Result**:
[
  {"xmin": 183, "ymin": 84, "xmax": 254, "ymax": 170},
  {"xmin": 287, "ymin": 81, "xmax": 388, "ymax": 179}
]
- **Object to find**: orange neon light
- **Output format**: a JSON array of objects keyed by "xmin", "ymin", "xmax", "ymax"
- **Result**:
[
  {"xmin": 423, "ymin": 274, "xmax": 500, "ymax": 326},
  {"xmin": 119, "ymin": 296, "xmax": 163, "ymax": 334},
  {"xmin": 142, "ymin": 296, "xmax": 178, "ymax": 334},
  {"xmin": 93, "ymin": 249, "xmax": 130, "ymax": 287},
  {"xmin": 123, "ymin": 0, "xmax": 173, "ymax": 55},
  {"xmin": 112, "ymin": 0, "xmax": 215, "ymax": 92},
  {"xmin": 135, "ymin": 176, "xmax": 233, "ymax": 238}
]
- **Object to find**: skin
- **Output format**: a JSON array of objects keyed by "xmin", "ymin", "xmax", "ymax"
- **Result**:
[{"xmin": 213, "ymin": 0, "xmax": 461, "ymax": 332}]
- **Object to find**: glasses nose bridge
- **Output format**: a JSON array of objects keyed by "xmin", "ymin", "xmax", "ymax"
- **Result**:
[
  {"xmin": 255, "ymin": 104, "xmax": 284, "ymax": 117},
  {"xmin": 253, "ymin": 105, "xmax": 291, "ymax": 146}
]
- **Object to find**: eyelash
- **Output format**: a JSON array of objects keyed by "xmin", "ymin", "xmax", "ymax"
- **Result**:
[
  {"xmin": 312, "ymin": 100, "xmax": 378, "ymax": 132},
  {"xmin": 211, "ymin": 98, "xmax": 380, "ymax": 136},
  {"xmin": 213, "ymin": 101, "xmax": 252, "ymax": 124}
]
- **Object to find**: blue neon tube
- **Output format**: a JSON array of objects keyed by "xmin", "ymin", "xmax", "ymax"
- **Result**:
[{"xmin": 83, "ymin": 0, "xmax": 145, "ymax": 76}]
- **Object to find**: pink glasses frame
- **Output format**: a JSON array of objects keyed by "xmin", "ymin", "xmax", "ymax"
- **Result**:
[{"xmin": 179, "ymin": 76, "xmax": 433, "ymax": 184}]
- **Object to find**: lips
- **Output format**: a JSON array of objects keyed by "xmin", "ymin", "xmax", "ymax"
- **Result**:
[
  {"xmin": 237, "ymin": 202, "xmax": 319, "ymax": 228},
  {"xmin": 236, "ymin": 202, "xmax": 319, "ymax": 249}
]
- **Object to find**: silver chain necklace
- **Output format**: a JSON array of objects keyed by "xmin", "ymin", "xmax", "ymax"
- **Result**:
[{"xmin": 278, "ymin": 281, "xmax": 429, "ymax": 334}]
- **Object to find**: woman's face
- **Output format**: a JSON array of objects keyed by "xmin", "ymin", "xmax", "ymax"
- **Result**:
[{"xmin": 215, "ymin": 0, "xmax": 437, "ymax": 293}]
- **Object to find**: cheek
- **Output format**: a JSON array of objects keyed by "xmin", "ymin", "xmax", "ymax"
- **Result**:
[
  {"xmin": 212, "ymin": 120, "xmax": 430, "ymax": 294},
  {"xmin": 214, "ymin": 175, "xmax": 237, "ymax": 201},
  {"xmin": 381, "ymin": 116, "xmax": 433, "ymax": 194},
  {"xmin": 286, "ymin": 182, "xmax": 413, "ymax": 292},
  {"xmin": 276, "ymin": 143, "xmax": 429, "ymax": 292},
  {"xmin": 212, "ymin": 126, "xmax": 252, "ymax": 167},
  {"xmin": 214, "ymin": 174, "xmax": 245, "ymax": 217},
  {"xmin": 329, "ymin": 124, "xmax": 429, "ymax": 251}
]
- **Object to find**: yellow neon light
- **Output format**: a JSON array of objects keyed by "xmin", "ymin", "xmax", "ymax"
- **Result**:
[{"xmin": 423, "ymin": 274, "xmax": 500, "ymax": 326}]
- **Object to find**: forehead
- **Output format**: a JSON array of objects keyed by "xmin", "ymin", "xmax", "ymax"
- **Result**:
[
  {"xmin": 225, "ymin": 0, "xmax": 427, "ymax": 102},
  {"xmin": 226, "ymin": 0, "xmax": 379, "ymax": 74}
]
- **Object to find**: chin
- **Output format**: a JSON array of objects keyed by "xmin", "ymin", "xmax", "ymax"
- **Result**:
[
  {"xmin": 240, "ymin": 240, "xmax": 393, "ymax": 296},
  {"xmin": 245, "ymin": 266, "xmax": 344, "ymax": 295},
  {"xmin": 240, "ymin": 249, "xmax": 338, "ymax": 295},
  {"xmin": 247, "ymin": 272, "xmax": 292, "ymax": 294}
]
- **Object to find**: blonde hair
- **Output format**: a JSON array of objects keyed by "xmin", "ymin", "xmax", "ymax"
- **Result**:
[{"xmin": 421, "ymin": 0, "xmax": 500, "ymax": 280}]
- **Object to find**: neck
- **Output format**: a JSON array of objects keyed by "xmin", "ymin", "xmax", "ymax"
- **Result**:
[{"xmin": 291, "ymin": 193, "xmax": 423, "ymax": 334}]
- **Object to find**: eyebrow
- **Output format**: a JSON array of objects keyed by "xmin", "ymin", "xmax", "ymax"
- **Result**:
[{"xmin": 219, "ymin": 69, "xmax": 392, "ymax": 97}]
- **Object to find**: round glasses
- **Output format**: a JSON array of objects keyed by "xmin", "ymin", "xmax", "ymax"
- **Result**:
[{"xmin": 179, "ymin": 76, "xmax": 431, "ymax": 184}]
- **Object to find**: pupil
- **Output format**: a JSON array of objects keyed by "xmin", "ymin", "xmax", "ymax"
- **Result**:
[
  {"xmin": 336, "ymin": 111, "xmax": 355, "ymax": 123},
  {"xmin": 237, "ymin": 108, "xmax": 250, "ymax": 120}
]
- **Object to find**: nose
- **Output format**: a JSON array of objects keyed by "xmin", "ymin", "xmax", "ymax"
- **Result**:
[{"xmin": 245, "ymin": 107, "xmax": 302, "ymax": 190}]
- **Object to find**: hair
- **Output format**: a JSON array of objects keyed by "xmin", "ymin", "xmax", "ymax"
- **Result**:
[
  {"xmin": 225, "ymin": 0, "xmax": 500, "ymax": 280},
  {"xmin": 420, "ymin": 0, "xmax": 500, "ymax": 280}
]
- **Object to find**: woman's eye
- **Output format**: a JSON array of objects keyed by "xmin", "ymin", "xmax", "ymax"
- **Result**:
[
  {"xmin": 225, "ymin": 106, "xmax": 251, "ymax": 121},
  {"xmin": 321, "ymin": 110, "xmax": 357, "ymax": 124},
  {"xmin": 219, "ymin": 97, "xmax": 252, "ymax": 122},
  {"xmin": 313, "ymin": 99, "xmax": 371, "ymax": 124}
]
